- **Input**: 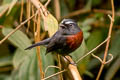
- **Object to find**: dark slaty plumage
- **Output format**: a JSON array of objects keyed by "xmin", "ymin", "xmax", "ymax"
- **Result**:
[{"xmin": 25, "ymin": 19, "xmax": 83, "ymax": 56}]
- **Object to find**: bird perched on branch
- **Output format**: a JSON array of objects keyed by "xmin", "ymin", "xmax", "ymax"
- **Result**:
[{"xmin": 25, "ymin": 19, "xmax": 83, "ymax": 61}]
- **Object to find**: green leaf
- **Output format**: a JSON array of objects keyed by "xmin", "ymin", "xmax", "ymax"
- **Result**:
[
  {"xmin": 84, "ymin": 0, "xmax": 92, "ymax": 10},
  {"xmin": 71, "ymin": 40, "xmax": 87, "ymax": 61},
  {"xmin": 28, "ymin": 53, "xmax": 38, "ymax": 80},
  {"xmin": 0, "ymin": 4, "xmax": 9, "ymax": 15},
  {"xmin": 7, "ymin": 0, "xmax": 18, "ymax": 15},
  {"xmin": 13, "ymin": 49, "xmax": 29, "ymax": 69},
  {"xmin": 2, "ymin": 0, "xmax": 12, "ymax": 4},
  {"xmin": 86, "ymin": 30, "xmax": 104, "ymax": 70},
  {"xmin": 2, "ymin": 27, "xmax": 56, "ymax": 80},
  {"xmin": 87, "ymin": 30, "xmax": 103, "ymax": 51},
  {"xmin": 82, "ymin": 18, "xmax": 96, "ymax": 27},
  {"xmin": 105, "ymin": 57, "xmax": 120, "ymax": 80},
  {"xmin": 0, "ymin": 0, "xmax": 18, "ymax": 16},
  {"xmin": 92, "ymin": 0, "xmax": 101, "ymax": 6},
  {"xmin": 60, "ymin": 0, "xmax": 69, "ymax": 16},
  {"xmin": 40, "ymin": 47, "xmax": 55, "ymax": 77},
  {"xmin": 109, "ymin": 30, "xmax": 120, "ymax": 57},
  {"xmin": 44, "ymin": 14, "xmax": 58, "ymax": 37},
  {"xmin": 0, "ymin": 56, "xmax": 12, "ymax": 67},
  {"xmin": 2, "ymin": 27, "xmax": 33, "ymax": 51},
  {"xmin": 71, "ymin": 40, "xmax": 89, "ymax": 74},
  {"xmin": 104, "ymin": 30, "xmax": 120, "ymax": 80},
  {"xmin": 81, "ymin": 25, "xmax": 91, "ymax": 40}
]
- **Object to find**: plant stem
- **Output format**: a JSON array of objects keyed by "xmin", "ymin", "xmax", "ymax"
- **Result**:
[{"xmin": 96, "ymin": 0, "xmax": 115, "ymax": 80}]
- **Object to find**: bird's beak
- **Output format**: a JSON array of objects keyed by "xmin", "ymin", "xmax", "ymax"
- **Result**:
[
  {"xmin": 59, "ymin": 23, "xmax": 66, "ymax": 29},
  {"xmin": 59, "ymin": 23, "xmax": 64, "ymax": 27}
]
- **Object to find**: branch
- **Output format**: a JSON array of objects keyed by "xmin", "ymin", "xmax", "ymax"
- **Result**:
[
  {"xmin": 44, "ymin": 65, "xmax": 60, "ymax": 75},
  {"xmin": 91, "ymin": 53, "xmax": 113, "ymax": 64},
  {"xmin": 61, "ymin": 8, "xmax": 119, "ymax": 20},
  {"xmin": 96, "ymin": 0, "xmax": 115, "ymax": 80},
  {"xmin": 76, "ymin": 36, "xmax": 110, "ymax": 64},
  {"xmin": 61, "ymin": 56, "xmax": 82, "ymax": 80},
  {"xmin": 54, "ymin": 0, "xmax": 61, "ymax": 20},
  {"xmin": 0, "ymin": 11, "xmax": 38, "ymax": 45},
  {"xmin": 45, "ymin": 0, "xmax": 51, "ymax": 8},
  {"xmin": 93, "ymin": 9, "xmax": 120, "ymax": 16},
  {"xmin": 30, "ymin": 0, "xmax": 51, "ymax": 79},
  {"xmin": 61, "ymin": 9, "xmax": 90, "ymax": 20},
  {"xmin": 42, "ymin": 69, "xmax": 67, "ymax": 80}
]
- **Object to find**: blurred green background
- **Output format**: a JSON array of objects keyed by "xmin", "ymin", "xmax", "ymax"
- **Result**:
[{"xmin": 0, "ymin": 0, "xmax": 120, "ymax": 80}]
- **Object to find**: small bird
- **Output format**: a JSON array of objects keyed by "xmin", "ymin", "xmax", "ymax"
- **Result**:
[{"xmin": 25, "ymin": 19, "xmax": 83, "ymax": 57}]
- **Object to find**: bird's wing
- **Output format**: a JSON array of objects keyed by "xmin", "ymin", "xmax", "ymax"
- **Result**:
[
  {"xmin": 25, "ymin": 38, "xmax": 51, "ymax": 50},
  {"xmin": 46, "ymin": 34, "xmax": 66, "ymax": 54}
]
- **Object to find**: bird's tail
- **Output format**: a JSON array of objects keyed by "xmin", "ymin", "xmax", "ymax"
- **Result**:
[
  {"xmin": 25, "ymin": 42, "xmax": 42, "ymax": 50},
  {"xmin": 25, "ymin": 38, "xmax": 50, "ymax": 50}
]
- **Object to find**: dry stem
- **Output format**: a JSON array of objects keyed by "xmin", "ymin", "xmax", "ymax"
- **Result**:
[
  {"xmin": 45, "ymin": 0, "xmax": 51, "ymax": 8},
  {"xmin": 61, "ymin": 8, "xmax": 119, "ymax": 20},
  {"xmin": 35, "ymin": 13, "xmax": 44, "ymax": 79},
  {"xmin": 0, "ymin": 11, "xmax": 38, "ymax": 45},
  {"xmin": 26, "ymin": 0, "xmax": 31, "ymax": 33},
  {"xmin": 20, "ymin": 0, "xmax": 24, "ymax": 22},
  {"xmin": 30, "ymin": 0, "xmax": 52, "ymax": 79},
  {"xmin": 57, "ymin": 54, "xmax": 63, "ymax": 80},
  {"xmin": 76, "ymin": 36, "xmax": 110, "ymax": 64},
  {"xmin": 96, "ymin": 0, "xmax": 115, "ymax": 80},
  {"xmin": 54, "ymin": 0, "xmax": 61, "ymax": 20},
  {"xmin": 42, "ymin": 69, "xmax": 67, "ymax": 80},
  {"xmin": 45, "ymin": 65, "xmax": 61, "ymax": 75},
  {"xmin": 91, "ymin": 53, "xmax": 113, "ymax": 64}
]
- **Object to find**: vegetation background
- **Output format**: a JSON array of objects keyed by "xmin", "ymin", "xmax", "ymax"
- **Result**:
[{"xmin": 0, "ymin": 0, "xmax": 120, "ymax": 80}]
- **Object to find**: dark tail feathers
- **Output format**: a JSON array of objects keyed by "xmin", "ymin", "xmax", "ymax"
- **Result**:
[
  {"xmin": 25, "ymin": 42, "xmax": 42, "ymax": 50},
  {"xmin": 25, "ymin": 38, "xmax": 50, "ymax": 50}
]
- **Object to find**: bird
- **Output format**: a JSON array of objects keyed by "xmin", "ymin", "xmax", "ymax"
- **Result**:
[{"xmin": 25, "ymin": 19, "xmax": 83, "ymax": 62}]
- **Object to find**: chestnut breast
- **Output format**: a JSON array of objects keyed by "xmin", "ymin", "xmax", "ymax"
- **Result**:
[{"xmin": 66, "ymin": 31, "xmax": 83, "ymax": 51}]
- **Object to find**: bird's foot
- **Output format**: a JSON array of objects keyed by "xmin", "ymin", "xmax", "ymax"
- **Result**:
[
  {"xmin": 69, "ymin": 61, "xmax": 77, "ymax": 66},
  {"xmin": 64, "ymin": 56, "xmax": 76, "ymax": 66}
]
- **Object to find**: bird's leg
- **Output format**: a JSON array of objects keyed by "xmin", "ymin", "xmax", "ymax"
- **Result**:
[
  {"xmin": 63, "ymin": 56, "xmax": 76, "ymax": 66},
  {"xmin": 68, "ymin": 55, "xmax": 72, "ymax": 58}
]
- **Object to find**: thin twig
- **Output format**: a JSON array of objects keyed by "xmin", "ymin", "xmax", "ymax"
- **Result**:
[
  {"xmin": 76, "ymin": 36, "xmax": 110, "ymax": 64},
  {"xmin": 96, "ymin": 0, "xmax": 115, "ymax": 80},
  {"xmin": 92, "ymin": 53, "xmax": 113, "ymax": 64},
  {"xmin": 30, "ymin": 0, "xmax": 52, "ymax": 79},
  {"xmin": 61, "ymin": 8, "xmax": 119, "ymax": 20},
  {"xmin": 44, "ymin": 0, "xmax": 51, "ymax": 8},
  {"xmin": 93, "ymin": 9, "xmax": 120, "ymax": 16},
  {"xmin": 0, "ymin": 11, "xmax": 38, "ymax": 45},
  {"xmin": 57, "ymin": 54, "xmax": 63, "ymax": 80},
  {"xmin": 54, "ymin": 0, "xmax": 61, "ymax": 20},
  {"xmin": 0, "ymin": 5, "xmax": 9, "ymax": 18},
  {"xmin": 42, "ymin": 69, "xmax": 67, "ymax": 80},
  {"xmin": 62, "ymin": 9, "xmax": 90, "ymax": 20},
  {"xmin": 20, "ymin": 0, "xmax": 24, "ymax": 22},
  {"xmin": 36, "ymin": 12, "xmax": 45, "ymax": 79},
  {"xmin": 44, "ymin": 65, "xmax": 60, "ymax": 75},
  {"xmin": 105, "ymin": 54, "xmax": 113, "ymax": 64},
  {"xmin": 66, "ymin": 56, "xmax": 82, "ymax": 80},
  {"xmin": 91, "ymin": 53, "xmax": 103, "ymax": 63},
  {"xmin": 26, "ymin": 0, "xmax": 31, "ymax": 33}
]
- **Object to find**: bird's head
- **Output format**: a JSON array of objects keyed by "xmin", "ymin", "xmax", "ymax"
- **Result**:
[{"xmin": 59, "ymin": 19, "xmax": 81, "ymax": 35}]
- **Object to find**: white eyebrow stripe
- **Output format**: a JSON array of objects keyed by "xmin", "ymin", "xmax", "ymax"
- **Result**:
[
  {"xmin": 65, "ymin": 21, "xmax": 74, "ymax": 24},
  {"xmin": 61, "ymin": 20, "xmax": 64, "ymax": 24}
]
